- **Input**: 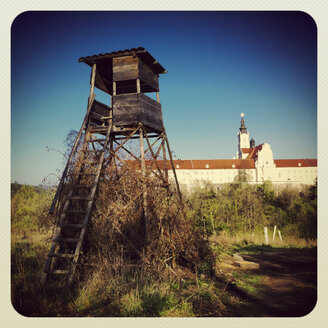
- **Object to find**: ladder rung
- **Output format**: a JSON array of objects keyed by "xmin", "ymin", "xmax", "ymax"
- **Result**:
[
  {"xmin": 67, "ymin": 196, "xmax": 93, "ymax": 200},
  {"xmin": 89, "ymin": 128, "xmax": 110, "ymax": 132},
  {"xmin": 71, "ymin": 184, "xmax": 96, "ymax": 188},
  {"xmin": 88, "ymin": 139, "xmax": 107, "ymax": 143},
  {"xmin": 59, "ymin": 223, "xmax": 85, "ymax": 228},
  {"xmin": 51, "ymin": 253, "xmax": 75, "ymax": 258},
  {"xmin": 83, "ymin": 149, "xmax": 105, "ymax": 153},
  {"xmin": 49, "ymin": 270, "xmax": 70, "ymax": 275},
  {"xmin": 55, "ymin": 237, "xmax": 82, "ymax": 243},
  {"xmin": 83, "ymin": 148, "xmax": 105, "ymax": 152},
  {"xmin": 73, "ymin": 172, "xmax": 97, "ymax": 176},
  {"xmin": 90, "ymin": 112, "xmax": 110, "ymax": 120},
  {"xmin": 83, "ymin": 161, "xmax": 100, "ymax": 164},
  {"xmin": 65, "ymin": 210, "xmax": 88, "ymax": 214}
]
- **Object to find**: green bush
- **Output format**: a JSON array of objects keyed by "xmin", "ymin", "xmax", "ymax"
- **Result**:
[
  {"xmin": 187, "ymin": 181, "xmax": 317, "ymax": 240},
  {"xmin": 11, "ymin": 184, "xmax": 54, "ymax": 231}
]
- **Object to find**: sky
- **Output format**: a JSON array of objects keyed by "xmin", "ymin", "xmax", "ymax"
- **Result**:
[{"xmin": 11, "ymin": 11, "xmax": 317, "ymax": 186}]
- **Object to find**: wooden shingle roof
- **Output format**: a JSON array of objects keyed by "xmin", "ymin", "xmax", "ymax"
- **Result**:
[{"xmin": 78, "ymin": 47, "xmax": 167, "ymax": 75}]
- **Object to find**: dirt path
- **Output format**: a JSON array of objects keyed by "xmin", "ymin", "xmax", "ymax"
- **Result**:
[{"xmin": 224, "ymin": 247, "xmax": 317, "ymax": 317}]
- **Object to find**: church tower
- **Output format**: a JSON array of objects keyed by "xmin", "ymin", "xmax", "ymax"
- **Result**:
[{"xmin": 237, "ymin": 113, "xmax": 250, "ymax": 159}]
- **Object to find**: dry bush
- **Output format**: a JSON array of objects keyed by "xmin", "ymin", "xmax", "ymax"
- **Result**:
[{"xmin": 78, "ymin": 161, "xmax": 215, "ymax": 282}]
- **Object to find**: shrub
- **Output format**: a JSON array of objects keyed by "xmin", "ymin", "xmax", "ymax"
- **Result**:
[{"xmin": 11, "ymin": 184, "xmax": 54, "ymax": 231}]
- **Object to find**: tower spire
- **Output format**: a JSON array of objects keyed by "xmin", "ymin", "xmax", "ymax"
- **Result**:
[
  {"xmin": 239, "ymin": 112, "xmax": 247, "ymax": 133},
  {"xmin": 237, "ymin": 112, "xmax": 250, "ymax": 158}
]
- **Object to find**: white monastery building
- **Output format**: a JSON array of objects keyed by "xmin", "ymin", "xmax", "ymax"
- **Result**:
[{"xmin": 167, "ymin": 113, "xmax": 317, "ymax": 190}]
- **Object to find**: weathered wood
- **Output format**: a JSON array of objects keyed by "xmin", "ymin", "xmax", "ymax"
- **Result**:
[
  {"xmin": 113, "ymin": 56, "xmax": 139, "ymax": 81},
  {"xmin": 113, "ymin": 93, "xmax": 163, "ymax": 132},
  {"xmin": 139, "ymin": 125, "xmax": 149, "ymax": 242},
  {"xmin": 94, "ymin": 71, "xmax": 111, "ymax": 95},
  {"xmin": 116, "ymin": 83, "xmax": 137, "ymax": 95},
  {"xmin": 89, "ymin": 64, "xmax": 97, "ymax": 103},
  {"xmin": 162, "ymin": 137, "xmax": 168, "ymax": 181},
  {"xmin": 114, "ymin": 140, "xmax": 139, "ymax": 160},
  {"xmin": 136, "ymin": 78, "xmax": 141, "ymax": 93},
  {"xmin": 138, "ymin": 59, "xmax": 159, "ymax": 91},
  {"xmin": 49, "ymin": 66, "xmax": 97, "ymax": 215},
  {"xmin": 143, "ymin": 129, "xmax": 166, "ymax": 184},
  {"xmin": 164, "ymin": 133, "xmax": 182, "ymax": 201},
  {"xmin": 89, "ymin": 100, "xmax": 111, "ymax": 126},
  {"xmin": 112, "ymin": 56, "xmax": 159, "ymax": 92},
  {"xmin": 90, "ymin": 100, "xmax": 111, "ymax": 117},
  {"xmin": 112, "ymin": 125, "xmax": 140, "ymax": 154},
  {"xmin": 67, "ymin": 122, "xmax": 113, "ymax": 286}
]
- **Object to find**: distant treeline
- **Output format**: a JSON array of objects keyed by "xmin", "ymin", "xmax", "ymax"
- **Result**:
[{"xmin": 11, "ymin": 178, "xmax": 317, "ymax": 240}]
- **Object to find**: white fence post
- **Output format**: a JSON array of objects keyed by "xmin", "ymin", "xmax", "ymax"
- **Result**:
[
  {"xmin": 278, "ymin": 230, "xmax": 283, "ymax": 243},
  {"xmin": 273, "ymin": 225, "xmax": 277, "ymax": 242},
  {"xmin": 264, "ymin": 227, "xmax": 269, "ymax": 245}
]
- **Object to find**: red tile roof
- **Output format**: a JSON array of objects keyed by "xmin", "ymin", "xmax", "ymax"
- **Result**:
[
  {"xmin": 274, "ymin": 159, "xmax": 317, "ymax": 168},
  {"xmin": 158, "ymin": 159, "xmax": 255, "ymax": 170},
  {"xmin": 246, "ymin": 144, "xmax": 264, "ymax": 159},
  {"xmin": 126, "ymin": 157, "xmax": 317, "ymax": 170}
]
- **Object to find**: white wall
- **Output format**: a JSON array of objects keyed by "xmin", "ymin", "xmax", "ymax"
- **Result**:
[{"xmin": 168, "ymin": 166, "xmax": 317, "ymax": 191}]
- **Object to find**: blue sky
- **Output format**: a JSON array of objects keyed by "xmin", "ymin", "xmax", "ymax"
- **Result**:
[{"xmin": 11, "ymin": 11, "xmax": 317, "ymax": 186}]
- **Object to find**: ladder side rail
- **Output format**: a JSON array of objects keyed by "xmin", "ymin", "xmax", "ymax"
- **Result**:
[
  {"xmin": 67, "ymin": 122, "xmax": 113, "ymax": 286},
  {"xmin": 49, "ymin": 94, "xmax": 95, "ymax": 214},
  {"xmin": 50, "ymin": 64, "xmax": 97, "ymax": 214}
]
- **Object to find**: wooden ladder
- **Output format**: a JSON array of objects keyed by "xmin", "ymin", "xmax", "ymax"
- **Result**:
[{"xmin": 41, "ymin": 117, "xmax": 112, "ymax": 287}]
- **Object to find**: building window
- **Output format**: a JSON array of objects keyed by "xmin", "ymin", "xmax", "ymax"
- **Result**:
[
  {"xmin": 205, "ymin": 164, "xmax": 209, "ymax": 168},
  {"xmin": 298, "ymin": 163, "xmax": 301, "ymax": 167},
  {"xmin": 176, "ymin": 164, "xmax": 180, "ymax": 169},
  {"xmin": 232, "ymin": 164, "xmax": 236, "ymax": 168}
]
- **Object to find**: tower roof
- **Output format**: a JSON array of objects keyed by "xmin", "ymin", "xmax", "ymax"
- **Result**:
[
  {"xmin": 78, "ymin": 47, "xmax": 167, "ymax": 75},
  {"xmin": 239, "ymin": 113, "xmax": 247, "ymax": 133}
]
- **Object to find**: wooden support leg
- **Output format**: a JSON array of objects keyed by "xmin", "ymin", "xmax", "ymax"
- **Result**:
[
  {"xmin": 164, "ymin": 132, "xmax": 182, "ymax": 202},
  {"xmin": 139, "ymin": 125, "xmax": 149, "ymax": 244},
  {"xmin": 161, "ymin": 136, "xmax": 168, "ymax": 182}
]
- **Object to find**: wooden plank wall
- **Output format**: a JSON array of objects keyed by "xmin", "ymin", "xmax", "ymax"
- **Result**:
[
  {"xmin": 140, "ymin": 93, "xmax": 163, "ymax": 131},
  {"xmin": 91, "ymin": 100, "xmax": 111, "ymax": 116},
  {"xmin": 89, "ymin": 100, "xmax": 111, "ymax": 125},
  {"xmin": 94, "ymin": 72, "xmax": 112, "ymax": 95},
  {"xmin": 138, "ymin": 60, "xmax": 159, "ymax": 91},
  {"xmin": 113, "ymin": 94, "xmax": 142, "ymax": 127},
  {"xmin": 113, "ymin": 94, "xmax": 163, "ymax": 132},
  {"xmin": 113, "ymin": 56, "xmax": 139, "ymax": 82}
]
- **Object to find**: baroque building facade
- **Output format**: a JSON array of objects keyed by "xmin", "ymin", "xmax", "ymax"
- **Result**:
[{"xmin": 167, "ymin": 114, "xmax": 317, "ymax": 190}]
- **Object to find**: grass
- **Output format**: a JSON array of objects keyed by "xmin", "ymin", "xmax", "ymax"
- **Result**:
[
  {"xmin": 10, "ymin": 220, "xmax": 238, "ymax": 317},
  {"xmin": 10, "ymin": 182, "xmax": 317, "ymax": 317},
  {"xmin": 231, "ymin": 272, "xmax": 265, "ymax": 298},
  {"xmin": 210, "ymin": 231, "xmax": 317, "ymax": 259},
  {"xmin": 11, "ymin": 222, "xmax": 316, "ymax": 317}
]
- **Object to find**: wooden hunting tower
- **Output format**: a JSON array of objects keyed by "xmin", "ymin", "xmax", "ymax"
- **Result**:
[{"xmin": 42, "ymin": 48, "xmax": 180, "ymax": 287}]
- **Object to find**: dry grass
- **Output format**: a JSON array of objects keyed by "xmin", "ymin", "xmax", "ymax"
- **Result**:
[{"xmin": 210, "ymin": 230, "xmax": 317, "ymax": 250}]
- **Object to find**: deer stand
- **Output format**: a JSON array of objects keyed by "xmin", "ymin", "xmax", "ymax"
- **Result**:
[{"xmin": 42, "ymin": 48, "xmax": 181, "ymax": 288}]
